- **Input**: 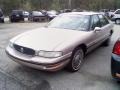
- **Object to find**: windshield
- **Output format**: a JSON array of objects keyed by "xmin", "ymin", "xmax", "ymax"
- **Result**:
[
  {"xmin": 32, "ymin": 11, "xmax": 43, "ymax": 16},
  {"xmin": 47, "ymin": 11, "xmax": 57, "ymax": 15},
  {"xmin": 12, "ymin": 10, "xmax": 23, "ymax": 15},
  {"xmin": 47, "ymin": 15, "xmax": 90, "ymax": 30}
]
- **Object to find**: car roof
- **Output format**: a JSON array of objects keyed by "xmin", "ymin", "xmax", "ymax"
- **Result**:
[
  {"xmin": 61, "ymin": 12, "xmax": 100, "ymax": 16},
  {"xmin": 12, "ymin": 10, "xmax": 23, "ymax": 12}
]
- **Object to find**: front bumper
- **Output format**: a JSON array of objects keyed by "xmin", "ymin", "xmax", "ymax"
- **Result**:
[
  {"xmin": 6, "ymin": 46, "xmax": 71, "ymax": 71},
  {"xmin": 10, "ymin": 16, "xmax": 24, "ymax": 21},
  {"xmin": 111, "ymin": 54, "xmax": 120, "ymax": 80}
]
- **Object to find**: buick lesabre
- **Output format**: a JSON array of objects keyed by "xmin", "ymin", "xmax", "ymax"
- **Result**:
[{"xmin": 6, "ymin": 12, "xmax": 114, "ymax": 72}]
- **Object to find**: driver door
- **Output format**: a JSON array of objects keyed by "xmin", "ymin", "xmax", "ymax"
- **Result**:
[{"xmin": 86, "ymin": 14, "xmax": 102, "ymax": 52}]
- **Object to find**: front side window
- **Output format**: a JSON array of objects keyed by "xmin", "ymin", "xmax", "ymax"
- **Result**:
[
  {"xmin": 47, "ymin": 15, "xmax": 90, "ymax": 31},
  {"xmin": 91, "ymin": 15, "xmax": 100, "ymax": 30}
]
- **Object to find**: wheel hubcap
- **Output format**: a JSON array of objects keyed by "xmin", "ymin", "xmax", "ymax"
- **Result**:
[
  {"xmin": 72, "ymin": 49, "xmax": 84, "ymax": 70},
  {"xmin": 116, "ymin": 19, "xmax": 120, "ymax": 24}
]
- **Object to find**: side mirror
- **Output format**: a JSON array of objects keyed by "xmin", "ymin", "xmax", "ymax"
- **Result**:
[{"xmin": 94, "ymin": 27, "xmax": 101, "ymax": 32}]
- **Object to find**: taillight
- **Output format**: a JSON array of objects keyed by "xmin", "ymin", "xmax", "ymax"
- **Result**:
[{"xmin": 113, "ymin": 40, "xmax": 120, "ymax": 55}]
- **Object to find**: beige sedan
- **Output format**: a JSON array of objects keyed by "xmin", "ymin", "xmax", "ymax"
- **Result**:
[{"xmin": 6, "ymin": 12, "xmax": 114, "ymax": 72}]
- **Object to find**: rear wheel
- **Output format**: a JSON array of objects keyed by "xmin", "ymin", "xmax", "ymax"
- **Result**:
[
  {"xmin": 1, "ymin": 19, "xmax": 4, "ymax": 23},
  {"xmin": 22, "ymin": 18, "xmax": 24, "ymax": 21},
  {"xmin": 102, "ymin": 37, "xmax": 111, "ymax": 46},
  {"xmin": 67, "ymin": 47, "xmax": 84, "ymax": 72},
  {"xmin": 10, "ymin": 19, "xmax": 14, "ymax": 22}
]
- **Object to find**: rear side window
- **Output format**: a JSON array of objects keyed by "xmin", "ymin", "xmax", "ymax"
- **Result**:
[
  {"xmin": 91, "ymin": 15, "xmax": 101, "ymax": 30},
  {"xmin": 98, "ymin": 14, "xmax": 109, "ymax": 26},
  {"xmin": 115, "ymin": 10, "xmax": 120, "ymax": 14}
]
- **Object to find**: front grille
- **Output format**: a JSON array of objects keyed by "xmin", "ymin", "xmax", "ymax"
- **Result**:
[{"xmin": 13, "ymin": 44, "xmax": 35, "ymax": 56}]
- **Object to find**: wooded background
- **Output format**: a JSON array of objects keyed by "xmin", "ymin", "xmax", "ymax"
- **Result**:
[{"xmin": 0, "ymin": 0, "xmax": 120, "ymax": 15}]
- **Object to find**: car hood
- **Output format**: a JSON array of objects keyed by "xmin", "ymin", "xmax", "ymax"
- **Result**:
[{"xmin": 13, "ymin": 27, "xmax": 87, "ymax": 51}]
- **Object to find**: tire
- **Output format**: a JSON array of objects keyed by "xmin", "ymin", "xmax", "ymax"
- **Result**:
[
  {"xmin": 102, "ymin": 37, "xmax": 111, "ymax": 46},
  {"xmin": 10, "ymin": 20, "xmax": 13, "ymax": 22},
  {"xmin": 111, "ymin": 60, "xmax": 115, "ymax": 78},
  {"xmin": 10, "ymin": 19, "xmax": 14, "ymax": 22},
  {"xmin": 66, "ymin": 47, "xmax": 84, "ymax": 72},
  {"xmin": 115, "ymin": 19, "xmax": 120, "ymax": 24},
  {"xmin": 1, "ymin": 19, "xmax": 4, "ymax": 23},
  {"xmin": 22, "ymin": 18, "xmax": 24, "ymax": 21},
  {"xmin": 111, "ymin": 60, "xmax": 120, "ymax": 82}
]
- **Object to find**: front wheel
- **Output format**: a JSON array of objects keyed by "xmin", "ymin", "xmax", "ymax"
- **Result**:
[
  {"xmin": 115, "ymin": 19, "xmax": 120, "ymax": 24},
  {"xmin": 66, "ymin": 47, "xmax": 84, "ymax": 72}
]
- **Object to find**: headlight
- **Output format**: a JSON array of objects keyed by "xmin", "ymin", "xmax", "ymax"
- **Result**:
[
  {"xmin": 38, "ymin": 51, "xmax": 62, "ymax": 58},
  {"xmin": 9, "ymin": 41, "xmax": 13, "ymax": 48}
]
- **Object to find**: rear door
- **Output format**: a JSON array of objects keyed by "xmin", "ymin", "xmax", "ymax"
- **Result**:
[{"xmin": 98, "ymin": 14, "xmax": 111, "ymax": 41}]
